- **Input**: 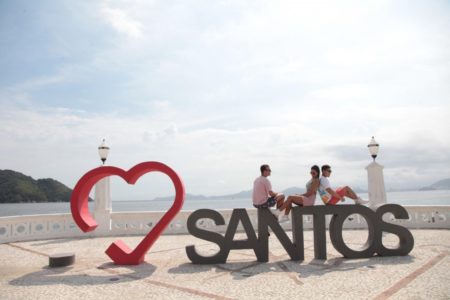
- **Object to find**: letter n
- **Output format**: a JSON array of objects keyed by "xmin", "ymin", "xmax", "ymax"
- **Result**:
[{"xmin": 257, "ymin": 208, "xmax": 302, "ymax": 262}]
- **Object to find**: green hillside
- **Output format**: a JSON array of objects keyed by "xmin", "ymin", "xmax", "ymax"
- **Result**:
[{"xmin": 0, "ymin": 170, "xmax": 73, "ymax": 203}]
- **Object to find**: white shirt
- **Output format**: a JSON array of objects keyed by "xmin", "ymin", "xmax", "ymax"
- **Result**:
[{"xmin": 318, "ymin": 176, "xmax": 332, "ymax": 203}]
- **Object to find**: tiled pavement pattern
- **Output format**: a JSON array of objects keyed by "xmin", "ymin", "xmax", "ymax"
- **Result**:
[{"xmin": 0, "ymin": 230, "xmax": 449, "ymax": 299}]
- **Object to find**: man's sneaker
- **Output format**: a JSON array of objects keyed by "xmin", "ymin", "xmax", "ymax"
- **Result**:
[
  {"xmin": 278, "ymin": 214, "xmax": 290, "ymax": 223},
  {"xmin": 355, "ymin": 197, "xmax": 369, "ymax": 205}
]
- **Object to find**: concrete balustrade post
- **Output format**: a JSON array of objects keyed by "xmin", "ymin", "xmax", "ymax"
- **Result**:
[
  {"xmin": 366, "ymin": 161, "xmax": 387, "ymax": 210},
  {"xmin": 93, "ymin": 177, "xmax": 112, "ymax": 235}
]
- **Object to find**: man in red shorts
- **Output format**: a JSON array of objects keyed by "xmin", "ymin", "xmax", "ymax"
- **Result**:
[{"xmin": 318, "ymin": 165, "xmax": 369, "ymax": 205}]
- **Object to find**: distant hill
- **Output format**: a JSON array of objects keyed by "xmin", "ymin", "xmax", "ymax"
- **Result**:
[
  {"xmin": 0, "ymin": 169, "xmax": 75, "ymax": 203},
  {"xmin": 282, "ymin": 186, "xmax": 305, "ymax": 195},
  {"xmin": 151, "ymin": 187, "xmax": 309, "ymax": 201},
  {"xmin": 150, "ymin": 178, "xmax": 450, "ymax": 202},
  {"xmin": 419, "ymin": 178, "xmax": 450, "ymax": 191}
]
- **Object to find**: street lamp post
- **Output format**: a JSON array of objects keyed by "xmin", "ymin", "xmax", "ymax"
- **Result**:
[
  {"xmin": 94, "ymin": 139, "xmax": 112, "ymax": 234},
  {"xmin": 368, "ymin": 136, "xmax": 380, "ymax": 161},
  {"xmin": 98, "ymin": 139, "xmax": 110, "ymax": 165},
  {"xmin": 365, "ymin": 137, "xmax": 387, "ymax": 209}
]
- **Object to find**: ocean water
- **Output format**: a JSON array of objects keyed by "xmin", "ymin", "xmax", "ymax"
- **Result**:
[{"xmin": 0, "ymin": 190, "xmax": 449, "ymax": 217}]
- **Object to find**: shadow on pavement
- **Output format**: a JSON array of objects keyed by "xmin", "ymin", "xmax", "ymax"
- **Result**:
[
  {"xmin": 29, "ymin": 237, "xmax": 92, "ymax": 246},
  {"xmin": 168, "ymin": 255, "xmax": 415, "ymax": 281},
  {"xmin": 9, "ymin": 262, "xmax": 156, "ymax": 286}
]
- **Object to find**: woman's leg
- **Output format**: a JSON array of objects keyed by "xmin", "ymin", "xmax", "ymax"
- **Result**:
[
  {"xmin": 285, "ymin": 195, "xmax": 305, "ymax": 214},
  {"xmin": 275, "ymin": 194, "xmax": 285, "ymax": 209},
  {"xmin": 281, "ymin": 197, "xmax": 293, "ymax": 214}
]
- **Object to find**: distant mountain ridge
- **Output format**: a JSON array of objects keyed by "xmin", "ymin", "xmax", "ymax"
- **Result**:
[
  {"xmin": 0, "ymin": 169, "xmax": 75, "ymax": 203},
  {"xmin": 152, "ymin": 187, "xmax": 308, "ymax": 201},
  {"xmin": 419, "ymin": 178, "xmax": 450, "ymax": 191},
  {"xmin": 2, "ymin": 168, "xmax": 447, "ymax": 203},
  {"xmin": 152, "ymin": 178, "xmax": 450, "ymax": 201}
]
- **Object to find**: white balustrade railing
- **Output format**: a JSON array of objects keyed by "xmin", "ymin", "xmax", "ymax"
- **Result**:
[{"xmin": 0, "ymin": 206, "xmax": 449, "ymax": 244}]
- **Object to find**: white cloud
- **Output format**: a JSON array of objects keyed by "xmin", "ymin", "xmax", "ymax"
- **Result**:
[
  {"xmin": 1, "ymin": 98, "xmax": 448, "ymax": 199},
  {"xmin": 1, "ymin": 0, "xmax": 449, "ymax": 200},
  {"xmin": 100, "ymin": 6, "xmax": 143, "ymax": 39}
]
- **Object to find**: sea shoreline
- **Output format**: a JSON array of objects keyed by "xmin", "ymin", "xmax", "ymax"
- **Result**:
[{"xmin": 0, "ymin": 190, "xmax": 449, "ymax": 217}]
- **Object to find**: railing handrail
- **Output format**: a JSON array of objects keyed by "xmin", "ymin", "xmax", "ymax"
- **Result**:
[{"xmin": 1, "ymin": 205, "xmax": 449, "ymax": 244}]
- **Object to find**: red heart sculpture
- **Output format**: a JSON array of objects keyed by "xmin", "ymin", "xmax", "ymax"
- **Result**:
[{"xmin": 70, "ymin": 161, "xmax": 185, "ymax": 265}]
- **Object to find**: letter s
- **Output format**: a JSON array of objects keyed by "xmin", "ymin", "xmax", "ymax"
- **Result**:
[
  {"xmin": 375, "ymin": 204, "xmax": 414, "ymax": 256},
  {"xmin": 185, "ymin": 209, "xmax": 227, "ymax": 264}
]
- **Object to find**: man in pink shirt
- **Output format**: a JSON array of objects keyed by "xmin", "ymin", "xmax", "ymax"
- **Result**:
[{"xmin": 252, "ymin": 164, "xmax": 288, "ymax": 221}]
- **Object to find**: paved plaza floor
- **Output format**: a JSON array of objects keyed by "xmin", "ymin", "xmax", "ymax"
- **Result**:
[{"xmin": 0, "ymin": 229, "xmax": 449, "ymax": 299}]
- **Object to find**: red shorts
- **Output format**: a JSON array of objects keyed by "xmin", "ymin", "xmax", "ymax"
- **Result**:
[{"xmin": 327, "ymin": 187, "xmax": 346, "ymax": 205}]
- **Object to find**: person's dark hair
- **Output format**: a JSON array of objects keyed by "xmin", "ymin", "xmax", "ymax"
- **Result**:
[
  {"xmin": 321, "ymin": 164, "xmax": 331, "ymax": 172},
  {"xmin": 260, "ymin": 164, "xmax": 270, "ymax": 174},
  {"xmin": 311, "ymin": 165, "xmax": 320, "ymax": 178}
]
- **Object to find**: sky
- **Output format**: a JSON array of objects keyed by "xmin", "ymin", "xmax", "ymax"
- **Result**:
[{"xmin": 1, "ymin": 0, "xmax": 449, "ymax": 200}]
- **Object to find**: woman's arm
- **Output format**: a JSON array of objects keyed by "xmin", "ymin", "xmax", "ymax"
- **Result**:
[{"xmin": 302, "ymin": 179, "xmax": 320, "ymax": 197}]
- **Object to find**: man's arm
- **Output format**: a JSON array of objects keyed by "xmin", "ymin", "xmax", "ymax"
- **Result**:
[
  {"xmin": 265, "ymin": 178, "xmax": 278, "ymax": 198},
  {"xmin": 268, "ymin": 190, "xmax": 278, "ymax": 197}
]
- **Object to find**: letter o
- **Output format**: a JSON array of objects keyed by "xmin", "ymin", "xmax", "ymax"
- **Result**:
[{"xmin": 329, "ymin": 206, "xmax": 380, "ymax": 258}]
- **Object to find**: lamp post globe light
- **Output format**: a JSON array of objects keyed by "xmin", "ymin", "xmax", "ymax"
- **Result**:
[
  {"xmin": 98, "ymin": 139, "xmax": 110, "ymax": 165},
  {"xmin": 368, "ymin": 136, "xmax": 379, "ymax": 161}
]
